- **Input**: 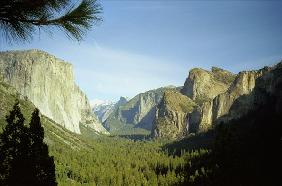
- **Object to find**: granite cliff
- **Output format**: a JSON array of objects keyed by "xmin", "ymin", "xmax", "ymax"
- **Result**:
[
  {"xmin": 0, "ymin": 50, "xmax": 108, "ymax": 134},
  {"xmin": 152, "ymin": 62, "xmax": 282, "ymax": 139},
  {"xmin": 214, "ymin": 64, "xmax": 281, "ymax": 124},
  {"xmin": 181, "ymin": 67, "xmax": 235, "ymax": 104},
  {"xmin": 152, "ymin": 67, "xmax": 235, "ymax": 138},
  {"xmin": 152, "ymin": 90, "xmax": 197, "ymax": 139},
  {"xmin": 197, "ymin": 69, "xmax": 267, "ymax": 131}
]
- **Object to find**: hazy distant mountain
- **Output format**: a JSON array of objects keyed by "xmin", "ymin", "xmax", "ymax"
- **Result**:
[
  {"xmin": 93, "ymin": 97, "xmax": 128, "ymax": 123},
  {"xmin": 103, "ymin": 86, "xmax": 181, "ymax": 132},
  {"xmin": 90, "ymin": 99, "xmax": 113, "ymax": 108}
]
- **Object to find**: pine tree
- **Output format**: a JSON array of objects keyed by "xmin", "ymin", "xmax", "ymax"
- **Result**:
[
  {"xmin": 0, "ymin": 0, "xmax": 102, "ymax": 43},
  {"xmin": 0, "ymin": 100, "xmax": 29, "ymax": 185},
  {"xmin": 28, "ymin": 108, "xmax": 57, "ymax": 186},
  {"xmin": 0, "ymin": 102, "xmax": 57, "ymax": 186}
]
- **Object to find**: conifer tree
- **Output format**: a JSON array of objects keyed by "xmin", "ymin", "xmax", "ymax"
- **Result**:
[
  {"xmin": 28, "ymin": 108, "xmax": 57, "ymax": 186},
  {"xmin": 0, "ymin": 100, "xmax": 29, "ymax": 185},
  {"xmin": 0, "ymin": 102, "xmax": 57, "ymax": 186},
  {"xmin": 0, "ymin": 0, "xmax": 102, "ymax": 43}
]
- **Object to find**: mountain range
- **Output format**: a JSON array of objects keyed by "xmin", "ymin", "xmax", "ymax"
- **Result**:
[
  {"xmin": 0, "ymin": 49, "xmax": 281, "ymax": 141},
  {"xmin": 0, "ymin": 49, "xmax": 281, "ymax": 186},
  {"xmin": 98, "ymin": 60, "xmax": 282, "ymax": 140}
]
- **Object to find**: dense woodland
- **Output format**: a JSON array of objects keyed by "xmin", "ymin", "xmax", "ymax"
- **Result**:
[
  {"xmin": 180, "ymin": 95, "xmax": 282, "ymax": 186},
  {"xmin": 0, "ymin": 93, "xmax": 281, "ymax": 186},
  {"xmin": 0, "ymin": 87, "xmax": 281, "ymax": 186},
  {"xmin": 0, "ymin": 102, "xmax": 56, "ymax": 186},
  {"xmin": 50, "ymin": 94, "xmax": 282, "ymax": 186},
  {"xmin": 0, "ymin": 79, "xmax": 279, "ymax": 186}
]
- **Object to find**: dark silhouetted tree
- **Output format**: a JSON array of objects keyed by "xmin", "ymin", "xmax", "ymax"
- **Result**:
[
  {"xmin": 0, "ymin": 101, "xmax": 57, "ymax": 186},
  {"xmin": 0, "ymin": 100, "xmax": 28, "ymax": 185},
  {"xmin": 28, "ymin": 108, "xmax": 57, "ymax": 186},
  {"xmin": 0, "ymin": 0, "xmax": 102, "ymax": 43}
]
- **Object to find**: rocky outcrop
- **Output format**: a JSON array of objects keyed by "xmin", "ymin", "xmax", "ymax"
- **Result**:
[
  {"xmin": 221, "ymin": 64, "xmax": 281, "ymax": 121},
  {"xmin": 104, "ymin": 86, "xmax": 179, "ymax": 132},
  {"xmin": 152, "ymin": 67, "xmax": 236, "ymax": 139},
  {"xmin": 0, "ymin": 49, "xmax": 108, "ymax": 134},
  {"xmin": 160, "ymin": 66, "xmax": 273, "ymax": 134},
  {"xmin": 198, "ymin": 62, "xmax": 282, "ymax": 135},
  {"xmin": 181, "ymin": 67, "xmax": 235, "ymax": 104},
  {"xmin": 197, "ymin": 68, "xmax": 270, "ymax": 131},
  {"xmin": 152, "ymin": 62, "xmax": 282, "ymax": 139},
  {"xmin": 152, "ymin": 90, "xmax": 197, "ymax": 139}
]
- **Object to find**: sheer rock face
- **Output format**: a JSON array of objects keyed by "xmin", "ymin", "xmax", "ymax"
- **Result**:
[
  {"xmin": 213, "ymin": 71, "xmax": 264, "ymax": 119},
  {"xmin": 0, "ymin": 50, "xmax": 108, "ymax": 134},
  {"xmin": 152, "ymin": 63, "xmax": 282, "ymax": 139},
  {"xmin": 196, "ymin": 70, "xmax": 264, "ymax": 131},
  {"xmin": 213, "ymin": 63, "xmax": 282, "ymax": 127},
  {"xmin": 170, "ymin": 66, "xmax": 272, "ymax": 133},
  {"xmin": 152, "ymin": 90, "xmax": 197, "ymax": 139},
  {"xmin": 152, "ymin": 67, "xmax": 236, "ymax": 139},
  {"xmin": 192, "ymin": 65, "xmax": 278, "ymax": 132},
  {"xmin": 181, "ymin": 67, "xmax": 236, "ymax": 103}
]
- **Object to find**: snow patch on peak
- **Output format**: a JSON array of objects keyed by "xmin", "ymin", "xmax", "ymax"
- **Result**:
[{"xmin": 90, "ymin": 99, "xmax": 114, "ymax": 108}]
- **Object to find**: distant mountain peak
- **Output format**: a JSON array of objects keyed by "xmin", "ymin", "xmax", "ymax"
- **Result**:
[
  {"xmin": 117, "ymin": 96, "xmax": 128, "ymax": 104},
  {"xmin": 91, "ymin": 99, "xmax": 114, "ymax": 108}
]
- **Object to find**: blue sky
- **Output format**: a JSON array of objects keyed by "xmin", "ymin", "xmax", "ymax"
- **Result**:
[{"xmin": 1, "ymin": 0, "xmax": 282, "ymax": 102}]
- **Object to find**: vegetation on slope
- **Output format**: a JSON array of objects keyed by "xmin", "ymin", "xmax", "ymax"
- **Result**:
[
  {"xmin": 162, "ymin": 90, "xmax": 196, "ymax": 113},
  {"xmin": 1, "ymin": 66, "xmax": 281, "ymax": 186},
  {"xmin": 0, "ymin": 103, "xmax": 56, "ymax": 186},
  {"xmin": 0, "ymin": 80, "xmax": 204, "ymax": 186},
  {"xmin": 211, "ymin": 67, "xmax": 236, "ymax": 85}
]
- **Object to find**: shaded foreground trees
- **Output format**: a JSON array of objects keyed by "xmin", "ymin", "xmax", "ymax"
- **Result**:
[
  {"xmin": 180, "ymin": 95, "xmax": 282, "ymax": 186},
  {"xmin": 0, "ymin": 101, "xmax": 56, "ymax": 186}
]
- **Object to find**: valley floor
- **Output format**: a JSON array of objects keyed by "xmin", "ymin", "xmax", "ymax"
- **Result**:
[{"xmin": 50, "ymin": 130, "xmax": 190, "ymax": 186}]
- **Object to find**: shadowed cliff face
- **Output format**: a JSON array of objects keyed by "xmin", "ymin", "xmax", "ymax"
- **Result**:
[
  {"xmin": 0, "ymin": 49, "xmax": 108, "ymax": 134},
  {"xmin": 152, "ymin": 62, "xmax": 282, "ymax": 139},
  {"xmin": 217, "ymin": 63, "xmax": 282, "ymax": 123},
  {"xmin": 197, "ymin": 67, "xmax": 273, "ymax": 131}
]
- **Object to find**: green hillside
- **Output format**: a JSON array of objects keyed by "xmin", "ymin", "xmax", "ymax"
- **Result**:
[{"xmin": 0, "ymin": 81, "xmax": 196, "ymax": 186}]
